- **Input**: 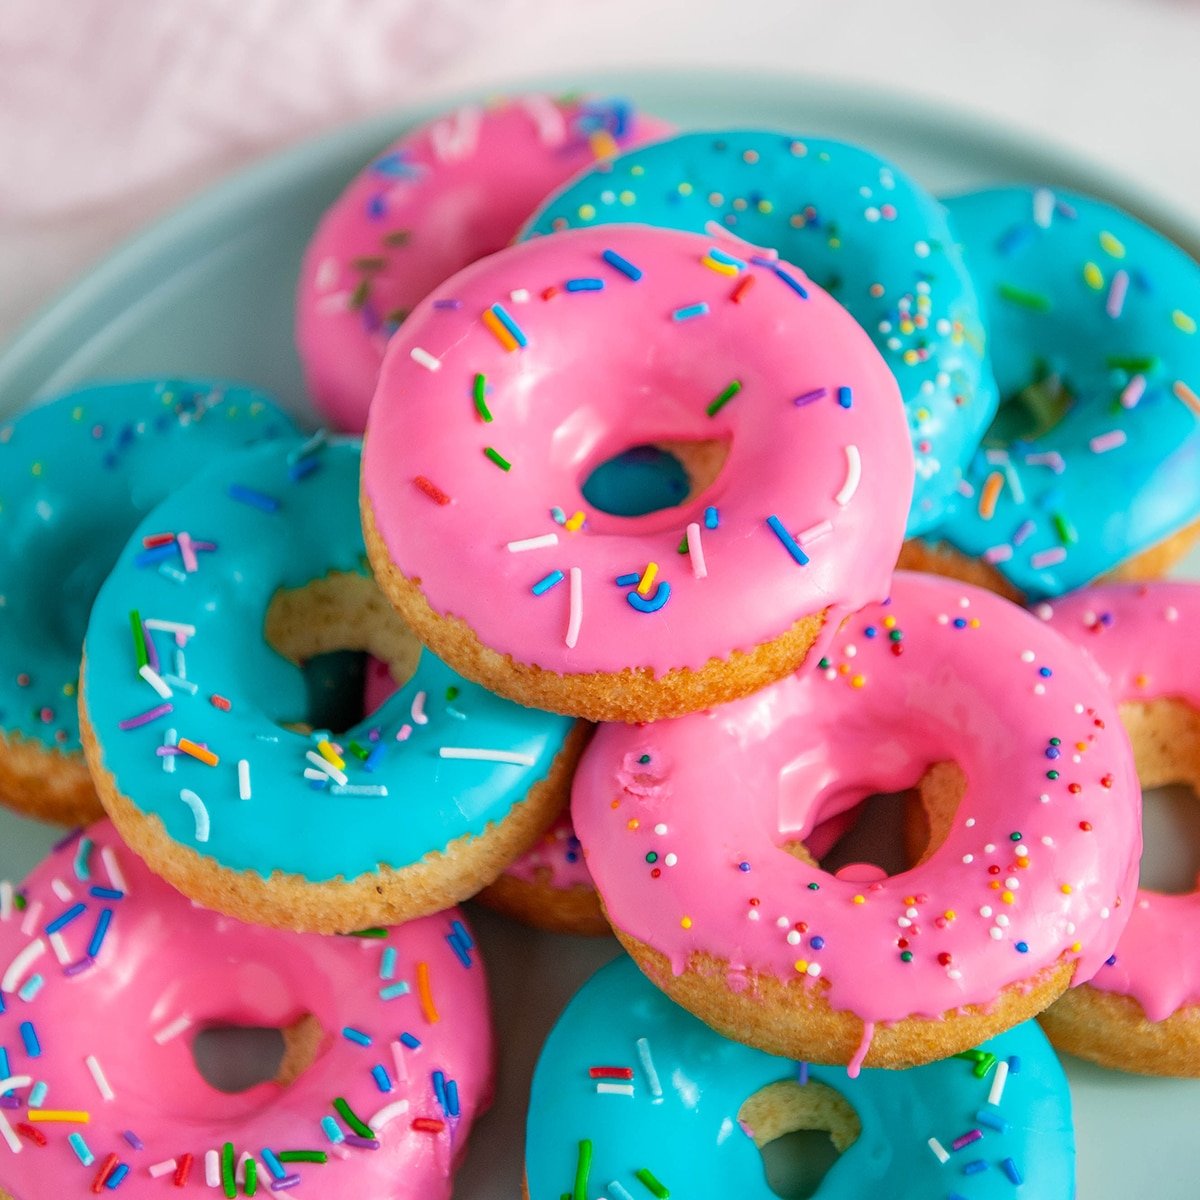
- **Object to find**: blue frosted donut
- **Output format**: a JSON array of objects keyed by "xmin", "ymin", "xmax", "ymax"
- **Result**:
[
  {"xmin": 519, "ymin": 130, "xmax": 998, "ymax": 536},
  {"xmin": 526, "ymin": 955, "xmax": 1076, "ymax": 1200},
  {"xmin": 0, "ymin": 378, "xmax": 295, "ymax": 824},
  {"xmin": 80, "ymin": 436, "xmax": 581, "ymax": 933},
  {"xmin": 917, "ymin": 186, "xmax": 1200, "ymax": 599}
]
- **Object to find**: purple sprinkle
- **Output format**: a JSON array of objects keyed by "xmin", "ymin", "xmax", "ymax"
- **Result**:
[
  {"xmin": 0, "ymin": 1096, "xmax": 19, "ymax": 1110},
  {"xmin": 142, "ymin": 621, "xmax": 159, "ymax": 673},
  {"xmin": 344, "ymin": 1136, "xmax": 380, "ymax": 1150},
  {"xmin": 1012, "ymin": 520, "xmax": 1037, "ymax": 546},
  {"xmin": 64, "ymin": 957, "xmax": 96, "ymax": 977},
  {"xmin": 270, "ymin": 1174, "xmax": 302, "ymax": 1191},
  {"xmin": 123, "ymin": 1131, "xmax": 144, "ymax": 1151},
  {"xmin": 951, "ymin": 1129, "xmax": 983, "ymax": 1151},
  {"xmin": 794, "ymin": 387, "xmax": 828, "ymax": 407},
  {"xmin": 51, "ymin": 828, "xmax": 85, "ymax": 853},
  {"xmin": 432, "ymin": 298, "xmax": 463, "ymax": 310},
  {"xmin": 119, "ymin": 703, "xmax": 174, "ymax": 731}
]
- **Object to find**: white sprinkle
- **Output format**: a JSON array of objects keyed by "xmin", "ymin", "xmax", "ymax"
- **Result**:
[
  {"xmin": 429, "ymin": 104, "xmax": 482, "ymax": 162},
  {"xmin": 410, "ymin": 691, "xmax": 428, "ymax": 725},
  {"xmin": 154, "ymin": 1015, "xmax": 193, "ymax": 1045},
  {"xmin": 205, "ymin": 1148, "xmax": 220, "ymax": 1186},
  {"xmin": 1024, "ymin": 451, "xmax": 1065, "ymax": 473},
  {"xmin": 50, "ymin": 878, "xmax": 73, "ymax": 903},
  {"xmin": 0, "ymin": 882, "xmax": 11, "ymax": 922},
  {"xmin": 1120, "ymin": 375, "xmax": 1146, "ymax": 408},
  {"xmin": 237, "ymin": 760, "xmax": 252, "ymax": 801},
  {"xmin": 330, "ymin": 784, "xmax": 390, "ymax": 797},
  {"xmin": 1033, "ymin": 188, "xmax": 1056, "ymax": 228},
  {"xmin": 565, "ymin": 566, "xmax": 583, "ymax": 649},
  {"xmin": 304, "ymin": 752, "xmax": 348, "ymax": 787},
  {"xmin": 138, "ymin": 664, "xmax": 172, "ymax": 699},
  {"xmin": 1, "ymin": 939, "xmax": 45, "ymax": 993},
  {"xmin": 1030, "ymin": 547, "xmax": 1067, "ymax": 570},
  {"xmin": 86, "ymin": 1054, "xmax": 115, "ymax": 1102},
  {"xmin": 48, "ymin": 931, "xmax": 71, "ymax": 966},
  {"xmin": 0, "ymin": 1108, "xmax": 20, "ymax": 1155},
  {"xmin": 636, "ymin": 1037, "xmax": 662, "ymax": 1098},
  {"xmin": 520, "ymin": 93, "xmax": 567, "ymax": 146},
  {"xmin": 506, "ymin": 533, "xmax": 558, "ymax": 553},
  {"xmin": 315, "ymin": 256, "xmax": 338, "ymax": 291},
  {"xmin": 685, "ymin": 522, "xmax": 708, "ymax": 579},
  {"xmin": 438, "ymin": 747, "xmax": 537, "ymax": 766},
  {"xmin": 1089, "ymin": 430, "xmax": 1127, "ymax": 454},
  {"xmin": 797, "ymin": 520, "xmax": 833, "ymax": 544},
  {"xmin": 149, "ymin": 1158, "xmax": 178, "ymax": 1178},
  {"xmin": 174, "ymin": 648, "xmax": 187, "ymax": 681},
  {"xmin": 368, "ymin": 1099, "xmax": 411, "ymax": 1130},
  {"xmin": 163, "ymin": 728, "xmax": 177, "ymax": 774},
  {"xmin": 597, "ymin": 1082, "xmax": 635, "ymax": 1096},
  {"xmin": 410, "ymin": 347, "xmax": 442, "ymax": 372},
  {"xmin": 834, "ymin": 445, "xmax": 862, "ymax": 506},
  {"xmin": 928, "ymin": 1136, "xmax": 950, "ymax": 1164},
  {"xmin": 101, "ymin": 847, "xmax": 129, "ymax": 896},
  {"xmin": 510, "ymin": 289, "xmax": 530, "ymax": 304},
  {"xmin": 1106, "ymin": 269, "xmax": 1130, "ymax": 319},
  {"xmin": 989, "ymin": 1058, "xmax": 1010, "ymax": 1106},
  {"xmin": 179, "ymin": 789, "xmax": 211, "ymax": 843}
]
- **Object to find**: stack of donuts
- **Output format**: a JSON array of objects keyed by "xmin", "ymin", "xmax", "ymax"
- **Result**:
[{"xmin": 1, "ymin": 91, "xmax": 1198, "ymax": 1200}]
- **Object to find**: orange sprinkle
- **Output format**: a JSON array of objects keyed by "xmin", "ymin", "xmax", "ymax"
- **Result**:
[
  {"xmin": 978, "ymin": 471, "xmax": 1004, "ymax": 520},
  {"xmin": 177, "ymin": 738, "xmax": 218, "ymax": 767},
  {"xmin": 589, "ymin": 130, "xmax": 620, "ymax": 159},
  {"xmin": 416, "ymin": 961, "xmax": 439, "ymax": 1024},
  {"xmin": 1173, "ymin": 379, "xmax": 1200, "ymax": 417},
  {"xmin": 414, "ymin": 476, "xmax": 451, "ymax": 505},
  {"xmin": 481, "ymin": 308, "xmax": 519, "ymax": 352}
]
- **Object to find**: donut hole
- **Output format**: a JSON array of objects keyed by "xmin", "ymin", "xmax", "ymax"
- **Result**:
[
  {"xmin": 191, "ymin": 1012, "xmax": 322, "ymax": 1095},
  {"xmin": 579, "ymin": 438, "xmax": 730, "ymax": 520},
  {"xmin": 1120, "ymin": 697, "xmax": 1200, "ymax": 895},
  {"xmin": 739, "ymin": 1079, "xmax": 860, "ymax": 1199},
  {"xmin": 985, "ymin": 370, "xmax": 1074, "ymax": 447},
  {"xmin": 263, "ymin": 572, "xmax": 422, "ymax": 735}
]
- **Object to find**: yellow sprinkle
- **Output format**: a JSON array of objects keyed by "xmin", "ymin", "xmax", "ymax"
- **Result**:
[
  {"xmin": 1173, "ymin": 310, "xmax": 1197, "ymax": 334},
  {"xmin": 317, "ymin": 740, "xmax": 345, "ymax": 770},
  {"xmin": 637, "ymin": 562, "xmax": 659, "ymax": 597},
  {"xmin": 1083, "ymin": 262, "xmax": 1104, "ymax": 290},
  {"xmin": 969, "ymin": 618, "xmax": 981, "ymax": 629},
  {"xmin": 27, "ymin": 1110, "xmax": 90, "ymax": 1123},
  {"xmin": 564, "ymin": 510, "xmax": 586, "ymax": 532},
  {"xmin": 626, "ymin": 818, "xmax": 640, "ymax": 830},
  {"xmin": 914, "ymin": 407, "xmax": 931, "ymax": 423},
  {"xmin": 31, "ymin": 462, "xmax": 42, "ymax": 476},
  {"xmin": 1071, "ymin": 941, "xmax": 1082, "ymax": 954},
  {"xmin": 793, "ymin": 960, "xmax": 809, "ymax": 973},
  {"xmin": 944, "ymin": 910, "xmax": 956, "ymax": 921},
  {"xmin": 618, "ymin": 190, "xmax": 636, "ymax": 206},
  {"xmin": 756, "ymin": 200, "xmax": 773, "ymax": 215},
  {"xmin": 850, "ymin": 674, "xmax": 866, "ymax": 689},
  {"xmin": 852, "ymin": 895, "xmax": 865, "ymax": 905},
  {"xmin": 481, "ymin": 308, "xmax": 519, "ymax": 352},
  {"xmin": 1001, "ymin": 890, "xmax": 1015, "ymax": 904},
  {"xmin": 1099, "ymin": 230, "xmax": 1126, "ymax": 258},
  {"xmin": 630, "ymin": 165, "xmax": 645, "ymax": 177},
  {"xmin": 589, "ymin": 130, "xmax": 619, "ymax": 159},
  {"xmin": 416, "ymin": 960, "xmax": 439, "ymax": 1023},
  {"xmin": 902, "ymin": 350, "xmax": 919, "ymax": 366},
  {"xmin": 71, "ymin": 406, "xmax": 84, "ymax": 421},
  {"xmin": 828, "ymin": 237, "xmax": 841, "ymax": 250},
  {"xmin": 577, "ymin": 203, "xmax": 596, "ymax": 221},
  {"xmin": 978, "ymin": 471, "xmax": 1005, "ymax": 521},
  {"xmin": 680, "ymin": 916, "xmax": 693, "ymax": 929},
  {"xmin": 1060, "ymin": 883, "xmax": 1073, "ymax": 895},
  {"xmin": 1173, "ymin": 380, "xmax": 1200, "ymax": 417},
  {"xmin": 677, "ymin": 182, "xmax": 693, "ymax": 196},
  {"xmin": 62, "ymin": 682, "xmax": 76, "ymax": 697},
  {"xmin": 701, "ymin": 255, "xmax": 739, "ymax": 276},
  {"xmin": 883, "ymin": 615, "xmax": 897, "ymax": 628}
]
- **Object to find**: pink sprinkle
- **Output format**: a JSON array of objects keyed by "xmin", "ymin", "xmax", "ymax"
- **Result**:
[
  {"xmin": 952, "ymin": 1129, "xmax": 983, "ymax": 1151},
  {"xmin": 1105, "ymin": 269, "xmax": 1129, "ymax": 319},
  {"xmin": 119, "ymin": 702, "xmax": 174, "ymax": 730},
  {"xmin": 1089, "ymin": 430, "xmax": 1127, "ymax": 454},
  {"xmin": 983, "ymin": 544, "xmax": 1013, "ymax": 564},
  {"xmin": 685, "ymin": 523, "xmax": 707, "ymax": 580},
  {"xmin": 396, "ymin": 724, "xmax": 413, "ymax": 742},
  {"xmin": 1030, "ymin": 547, "xmax": 1068, "ymax": 570},
  {"xmin": 1120, "ymin": 375, "xmax": 1146, "ymax": 408},
  {"xmin": 565, "ymin": 566, "xmax": 583, "ymax": 649},
  {"xmin": 1023, "ymin": 451, "xmax": 1065, "ymax": 474},
  {"xmin": 177, "ymin": 531, "xmax": 199, "ymax": 573}
]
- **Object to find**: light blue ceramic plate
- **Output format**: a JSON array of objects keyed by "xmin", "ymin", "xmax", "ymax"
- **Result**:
[{"xmin": 2, "ymin": 70, "xmax": 1198, "ymax": 1200}]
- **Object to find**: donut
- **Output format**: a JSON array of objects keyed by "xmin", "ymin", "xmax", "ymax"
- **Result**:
[
  {"xmin": 525, "ymin": 954, "xmax": 1076, "ymax": 1200},
  {"xmin": 0, "ymin": 379, "xmax": 295, "ymax": 826},
  {"xmin": 362, "ymin": 224, "xmax": 914, "ymax": 723},
  {"xmin": 297, "ymin": 94, "xmax": 673, "ymax": 432},
  {"xmin": 902, "ymin": 186, "xmax": 1200, "ymax": 601},
  {"xmin": 520, "ymin": 129, "xmax": 998, "ymax": 537},
  {"xmin": 79, "ymin": 436, "xmax": 585, "ymax": 933},
  {"xmin": 570, "ymin": 571, "xmax": 1140, "ymax": 1070},
  {"xmin": 1037, "ymin": 582, "xmax": 1200, "ymax": 1074},
  {"xmin": 0, "ymin": 821, "xmax": 492, "ymax": 1199}
]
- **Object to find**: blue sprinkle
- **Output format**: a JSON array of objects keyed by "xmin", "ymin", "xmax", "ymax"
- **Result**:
[
  {"xmin": 704, "ymin": 506, "xmax": 719, "ymax": 529},
  {"xmin": 0, "ymin": 1048, "xmax": 9, "ymax": 1087},
  {"xmin": 810, "ymin": 936, "xmax": 825, "ymax": 950},
  {"xmin": 433, "ymin": 1070, "xmax": 448, "ymax": 1113},
  {"xmin": 321, "ymin": 1116, "xmax": 345, "ymax": 1144},
  {"xmin": 372, "ymin": 1065, "xmax": 393, "ymax": 1093},
  {"xmin": 671, "ymin": 302, "xmax": 710, "ymax": 321},
  {"xmin": 738, "ymin": 861, "xmax": 751, "ymax": 872},
  {"xmin": 975, "ymin": 1108, "xmax": 1008, "ymax": 1133},
  {"xmin": 796, "ymin": 1061, "xmax": 808, "ymax": 1085},
  {"xmin": 379, "ymin": 982, "xmax": 410, "ymax": 1001},
  {"xmin": 371, "ymin": 151, "xmax": 420, "ymax": 179},
  {"xmin": 134, "ymin": 544, "xmax": 177, "ymax": 567},
  {"xmin": 380, "ymin": 946, "xmax": 397, "ymax": 980},
  {"xmin": 69, "ymin": 1132, "xmax": 94, "ymax": 1165},
  {"xmin": 1008, "ymin": 1055, "xmax": 1021, "ymax": 1073},
  {"xmin": 865, "ymin": 626, "xmax": 878, "ymax": 638},
  {"xmin": 765, "ymin": 515, "xmax": 809, "ymax": 565},
  {"xmin": 962, "ymin": 1159, "xmax": 988, "ymax": 1176},
  {"xmin": 615, "ymin": 572, "xmax": 641, "ymax": 587},
  {"xmin": 89, "ymin": 887, "xmax": 123, "ymax": 901},
  {"xmin": 342, "ymin": 1027, "xmax": 372, "ymax": 1047},
  {"xmin": 489, "ymin": 303, "xmax": 528, "ymax": 348},
  {"xmin": 1038, "ymin": 667, "xmax": 1052, "ymax": 678},
  {"xmin": 446, "ymin": 1079, "xmax": 460, "ymax": 1117},
  {"xmin": 364, "ymin": 743, "xmax": 388, "ymax": 773},
  {"xmin": 626, "ymin": 582, "xmax": 671, "ymax": 614},
  {"xmin": 399, "ymin": 1032, "xmax": 421, "ymax": 1050},
  {"xmin": 771, "ymin": 264, "xmax": 809, "ymax": 298},
  {"xmin": 19, "ymin": 1021, "xmax": 40, "ymax": 1058},
  {"xmin": 1105, "ymin": 953, "xmax": 1117, "ymax": 966},
  {"xmin": 706, "ymin": 246, "xmax": 746, "ymax": 269},
  {"xmin": 837, "ymin": 386, "xmax": 853, "ymax": 409},
  {"xmin": 450, "ymin": 920, "xmax": 474, "ymax": 951},
  {"xmin": 123, "ymin": 1130, "xmax": 143, "ymax": 1151},
  {"xmin": 289, "ymin": 455, "xmax": 321, "ymax": 483},
  {"xmin": 601, "ymin": 249, "xmax": 643, "ymax": 281},
  {"xmin": 531, "ymin": 570, "xmax": 565, "ymax": 596},
  {"xmin": 1016, "ymin": 941, "xmax": 1029, "ymax": 953},
  {"xmin": 227, "ymin": 484, "xmax": 280, "ymax": 513},
  {"xmin": 1045, "ymin": 747, "xmax": 1061, "ymax": 759},
  {"xmin": 446, "ymin": 934, "xmax": 472, "ymax": 968},
  {"xmin": 105, "ymin": 1163, "xmax": 130, "ymax": 1189},
  {"xmin": 953, "ymin": 617, "xmax": 968, "ymax": 629},
  {"xmin": 608, "ymin": 1184, "xmax": 636, "ymax": 1200},
  {"xmin": 997, "ymin": 224, "xmax": 1036, "ymax": 257},
  {"xmin": 87, "ymin": 908, "xmax": 114, "ymax": 959},
  {"xmin": 261, "ymin": 1148, "xmax": 286, "ymax": 1180},
  {"xmin": 1001, "ymin": 1158, "xmax": 1023, "ymax": 1184},
  {"xmin": 565, "ymin": 278, "xmax": 605, "ymax": 292},
  {"xmin": 28, "ymin": 1081, "xmax": 47, "ymax": 1107}
]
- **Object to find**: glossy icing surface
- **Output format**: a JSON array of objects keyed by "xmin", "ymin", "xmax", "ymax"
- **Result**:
[
  {"xmin": 521, "ymin": 129, "xmax": 997, "ymax": 537},
  {"xmin": 525, "ymin": 954, "xmax": 1075, "ymax": 1199},
  {"xmin": 1041, "ymin": 582, "xmax": 1200, "ymax": 1021},
  {"xmin": 0, "ymin": 821, "xmax": 493, "ymax": 1198},
  {"xmin": 362, "ymin": 224, "xmax": 913, "ymax": 680},
  {"xmin": 931, "ymin": 186, "xmax": 1200, "ymax": 598},
  {"xmin": 571, "ymin": 572, "xmax": 1140, "ymax": 1026},
  {"xmin": 82, "ymin": 438, "xmax": 575, "ymax": 882},
  {"xmin": 296, "ymin": 94, "xmax": 673, "ymax": 432},
  {"xmin": 0, "ymin": 380, "xmax": 294, "ymax": 759}
]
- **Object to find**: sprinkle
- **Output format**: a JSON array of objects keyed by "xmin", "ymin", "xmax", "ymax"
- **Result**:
[
  {"xmin": 342, "ymin": 1027, "xmax": 372, "ymax": 1047},
  {"xmin": 45, "ymin": 903, "xmax": 86, "ymax": 935},
  {"xmin": 952, "ymin": 1129, "xmax": 982, "ymax": 1151},
  {"xmin": 86, "ymin": 909, "xmax": 113, "ymax": 959},
  {"xmin": 305, "ymin": 752, "xmax": 348, "ymax": 787},
  {"xmin": 413, "ymin": 476, "xmax": 451, "ymax": 505},
  {"xmin": 438, "ymin": 747, "xmax": 536, "ymax": 766},
  {"xmin": 1089, "ymin": 430, "xmax": 1127, "ymax": 454},
  {"xmin": 276, "ymin": 1151, "xmax": 327, "ymax": 1164},
  {"xmin": 316, "ymin": 740, "xmax": 344, "ymax": 770},
  {"xmin": 983, "ymin": 545, "xmax": 1013, "ymax": 564},
  {"xmin": 17, "ymin": 974, "xmax": 44, "ymax": 999},
  {"xmin": 92, "ymin": 1151, "xmax": 120, "ymax": 1190},
  {"xmin": 237, "ymin": 760, "xmax": 252, "ymax": 800},
  {"xmin": 997, "ymin": 282, "xmax": 1051, "ymax": 312},
  {"xmin": 704, "ymin": 506, "xmax": 719, "ymax": 530},
  {"xmin": 137, "ymin": 664, "xmax": 172, "ymax": 700},
  {"xmin": 333, "ymin": 1098, "xmax": 374, "ymax": 1139},
  {"xmin": 975, "ymin": 1108, "xmax": 1008, "ymax": 1132},
  {"xmin": 153, "ymin": 1015, "xmax": 192, "ymax": 1045},
  {"xmin": 410, "ymin": 1118, "xmax": 444, "ymax": 1135},
  {"xmin": 685, "ymin": 523, "xmax": 707, "ymax": 579},
  {"xmin": 1084, "ymin": 261, "xmax": 1104, "ymax": 290},
  {"xmin": 706, "ymin": 380, "xmax": 742, "ymax": 417},
  {"xmin": 671, "ymin": 302, "xmax": 709, "ymax": 321},
  {"xmin": 1030, "ymin": 546, "xmax": 1067, "ymax": 570},
  {"xmin": 635, "ymin": 1167, "xmax": 670, "ymax": 1197},
  {"xmin": 85, "ymin": 1056, "xmax": 114, "ymax": 1102},
  {"xmin": 566, "ymin": 566, "xmax": 583, "ymax": 649},
  {"xmin": 417, "ymin": 961, "xmax": 439, "ymax": 1023},
  {"xmin": 1024, "ymin": 450, "xmax": 1065, "ymax": 473},
  {"xmin": 1174, "ymin": 379, "xmax": 1200, "ymax": 417},
  {"xmin": 573, "ymin": 1139, "xmax": 593, "ymax": 1200},
  {"xmin": 19, "ymin": 1022, "xmax": 39, "ymax": 1057},
  {"xmin": 399, "ymin": 1033, "xmax": 421, "ymax": 1050},
  {"xmin": 565, "ymin": 277, "xmax": 605, "ymax": 292},
  {"xmin": 602, "ymin": 249, "xmax": 643, "ymax": 281},
  {"xmin": 835, "ymin": 445, "xmax": 862, "ymax": 506},
  {"xmin": 483, "ymin": 447, "xmax": 512, "ymax": 472},
  {"xmin": 220, "ymin": 1142, "xmax": 237, "ymax": 1197},
  {"xmin": 261, "ymin": 1147, "xmax": 285, "ymax": 1179},
  {"xmin": 486, "ymin": 303, "xmax": 529, "ymax": 349},
  {"xmin": 636, "ymin": 1037, "xmax": 662, "ymax": 1098},
  {"xmin": 226, "ymin": 484, "xmax": 279, "ymax": 513},
  {"xmin": 978, "ymin": 471, "xmax": 1004, "ymax": 520},
  {"xmin": 410, "ymin": 347, "xmax": 441, "ymax": 371},
  {"xmin": 836, "ymin": 386, "xmax": 853, "ymax": 409},
  {"xmin": 26, "ymin": 1109, "xmax": 90, "ymax": 1124},
  {"xmin": 532, "ymin": 570, "xmax": 564, "ymax": 596},
  {"xmin": 101, "ymin": 848, "xmax": 129, "ymax": 896},
  {"xmin": 988, "ymin": 1058, "xmax": 1010, "ymax": 1106},
  {"xmin": 210, "ymin": 694, "xmax": 231, "ymax": 712},
  {"xmin": 329, "ymin": 784, "xmax": 388, "ymax": 797},
  {"xmin": 1001, "ymin": 1157, "xmax": 1023, "ymax": 1184},
  {"xmin": 129, "ymin": 610, "xmax": 149, "ymax": 670},
  {"xmin": 564, "ymin": 510, "xmax": 587, "ymax": 532},
  {"xmin": 1120, "ymin": 375, "xmax": 1146, "ymax": 408},
  {"xmin": 380, "ymin": 982, "xmax": 410, "ymax": 1001},
  {"xmin": 730, "ymin": 275, "xmax": 755, "ymax": 303},
  {"xmin": 177, "ymin": 738, "xmax": 218, "ymax": 767},
  {"xmin": 1, "ymin": 940, "xmax": 44, "ymax": 993},
  {"xmin": 762, "ymin": 262, "xmax": 809, "ymax": 298},
  {"xmin": 321, "ymin": 1116, "xmax": 344, "ymax": 1144},
  {"xmin": 962, "ymin": 1159, "xmax": 988, "ymax": 1176},
  {"xmin": 0, "ymin": 1111, "xmax": 17, "ymax": 1155},
  {"xmin": 179, "ymin": 789, "xmax": 210, "ymax": 843},
  {"xmin": 636, "ymin": 562, "xmax": 659, "ymax": 597},
  {"xmin": 1032, "ymin": 188, "xmax": 1055, "ymax": 227},
  {"xmin": 1106, "ymin": 269, "xmax": 1129, "ymax": 318},
  {"xmin": 367, "ymin": 1100, "xmax": 410, "ymax": 1131},
  {"xmin": 1174, "ymin": 310, "xmax": 1198, "ymax": 334},
  {"xmin": 176, "ymin": 531, "xmax": 199, "ymax": 573},
  {"xmin": 701, "ymin": 254, "xmax": 739, "ymax": 276},
  {"xmin": 244, "ymin": 1159, "xmax": 258, "ymax": 1194},
  {"xmin": 765, "ymin": 516, "xmax": 809, "ymax": 565},
  {"xmin": 928, "ymin": 1137, "xmax": 950, "ymax": 1164},
  {"xmin": 174, "ymin": 1153, "xmax": 194, "ymax": 1186},
  {"xmin": 69, "ymin": 1132, "xmax": 94, "ymax": 1164},
  {"xmin": 27, "ymin": 1082, "xmax": 46, "ymax": 1106},
  {"xmin": 472, "ymin": 373, "xmax": 492, "ymax": 422},
  {"xmin": 596, "ymin": 1082, "xmax": 635, "ymax": 1096},
  {"xmin": 508, "ymin": 533, "xmax": 558, "ymax": 553},
  {"xmin": 148, "ymin": 1159, "xmax": 176, "ymax": 1179}
]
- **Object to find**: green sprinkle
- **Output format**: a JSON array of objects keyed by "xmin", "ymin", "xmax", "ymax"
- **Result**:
[
  {"xmin": 900, "ymin": 951, "xmax": 913, "ymax": 963},
  {"xmin": 130, "ymin": 610, "xmax": 148, "ymax": 671},
  {"xmin": 638, "ymin": 754, "xmax": 651, "ymax": 764},
  {"xmin": 473, "ymin": 373, "xmax": 493, "ymax": 422},
  {"xmin": 345, "ymin": 927, "xmax": 388, "ymax": 939},
  {"xmin": 333, "ymin": 1097, "xmax": 374, "ymax": 1139},
  {"xmin": 484, "ymin": 447, "xmax": 512, "ymax": 472},
  {"xmin": 446, "ymin": 686, "xmax": 460, "ymax": 702},
  {"xmin": 956, "ymin": 1049, "xmax": 988, "ymax": 1063},
  {"xmin": 1047, "ymin": 770, "xmax": 1060, "ymax": 780},
  {"xmin": 636, "ymin": 1167, "xmax": 670, "ymax": 1198},
  {"xmin": 383, "ymin": 229, "xmax": 411, "ymax": 246},
  {"xmin": 245, "ymin": 1159, "xmax": 258, "ymax": 1196},
  {"xmin": 888, "ymin": 630, "xmax": 903, "ymax": 642},
  {"xmin": 645, "ymin": 852, "xmax": 658, "ymax": 864},
  {"xmin": 221, "ymin": 1141, "xmax": 236, "ymax": 1199},
  {"xmin": 1052, "ymin": 512, "xmax": 1078, "ymax": 545},
  {"xmin": 1010, "ymin": 831, "xmax": 1023, "ymax": 841},
  {"xmin": 352, "ymin": 256, "xmax": 387, "ymax": 272},
  {"xmin": 997, "ymin": 282, "xmax": 1051, "ymax": 312},
  {"xmin": 706, "ymin": 379, "xmax": 742, "ymax": 417},
  {"xmin": 386, "ymin": 308, "xmax": 410, "ymax": 325},
  {"xmin": 1050, "ymin": 737, "xmax": 1061, "ymax": 746},
  {"xmin": 973, "ymin": 1052, "xmax": 998, "ymax": 1078},
  {"xmin": 1105, "ymin": 354, "xmax": 1159, "ymax": 372},
  {"xmin": 349, "ymin": 279, "xmax": 371, "ymax": 310},
  {"xmin": 677, "ymin": 533, "xmax": 689, "ymax": 554},
  {"xmin": 13, "ymin": 893, "xmax": 26, "ymax": 911},
  {"xmin": 818, "ymin": 657, "xmax": 831, "ymax": 670},
  {"xmin": 277, "ymin": 1151, "xmax": 328, "ymax": 1164},
  {"xmin": 573, "ymin": 1139, "xmax": 593, "ymax": 1200}
]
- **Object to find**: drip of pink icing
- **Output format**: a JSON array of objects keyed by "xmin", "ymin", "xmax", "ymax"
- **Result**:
[
  {"xmin": 363, "ymin": 224, "xmax": 914, "ymax": 679},
  {"xmin": 1042, "ymin": 581, "xmax": 1200, "ymax": 1022},
  {"xmin": 297, "ymin": 95, "xmax": 674, "ymax": 432},
  {"xmin": 571, "ymin": 572, "xmax": 1141, "ymax": 1027},
  {"xmin": 847, "ymin": 1020, "xmax": 875, "ymax": 1078}
]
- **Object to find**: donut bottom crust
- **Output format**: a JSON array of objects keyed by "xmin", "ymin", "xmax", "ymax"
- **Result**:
[
  {"xmin": 476, "ymin": 870, "xmax": 610, "ymax": 938},
  {"xmin": 0, "ymin": 729, "xmax": 103, "ymax": 827}
]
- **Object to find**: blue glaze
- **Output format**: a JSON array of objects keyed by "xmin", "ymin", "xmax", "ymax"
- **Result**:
[
  {"xmin": 526, "ymin": 956, "xmax": 1075, "ymax": 1199},
  {"xmin": 0, "ymin": 379, "xmax": 295, "ymax": 753},
  {"xmin": 930, "ymin": 186, "xmax": 1200, "ymax": 598},
  {"xmin": 82, "ymin": 438, "xmax": 576, "ymax": 881},
  {"xmin": 519, "ymin": 130, "xmax": 998, "ymax": 536}
]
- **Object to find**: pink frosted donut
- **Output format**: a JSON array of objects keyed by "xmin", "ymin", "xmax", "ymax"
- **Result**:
[
  {"xmin": 0, "ymin": 822, "xmax": 493, "ymax": 1198},
  {"xmin": 1039, "ymin": 582, "xmax": 1200, "ymax": 1073},
  {"xmin": 297, "ymin": 95, "xmax": 672, "ymax": 431},
  {"xmin": 362, "ymin": 224, "xmax": 914, "ymax": 723},
  {"xmin": 571, "ymin": 571, "xmax": 1141, "ymax": 1070}
]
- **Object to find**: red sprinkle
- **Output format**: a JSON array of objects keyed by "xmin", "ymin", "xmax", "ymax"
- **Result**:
[
  {"xmin": 730, "ymin": 275, "xmax": 756, "ymax": 304},
  {"xmin": 411, "ymin": 1118, "xmax": 446, "ymax": 1134},
  {"xmin": 414, "ymin": 476, "xmax": 451, "ymax": 506},
  {"xmin": 15, "ymin": 1122, "xmax": 46, "ymax": 1146},
  {"xmin": 174, "ymin": 1153, "xmax": 194, "ymax": 1187},
  {"xmin": 589, "ymin": 1067, "xmax": 634, "ymax": 1080},
  {"xmin": 142, "ymin": 533, "xmax": 176, "ymax": 548},
  {"xmin": 541, "ymin": 286, "xmax": 561, "ymax": 301},
  {"xmin": 1079, "ymin": 821, "xmax": 1093, "ymax": 831},
  {"xmin": 92, "ymin": 1152, "xmax": 119, "ymax": 1193},
  {"xmin": 209, "ymin": 694, "xmax": 232, "ymax": 712}
]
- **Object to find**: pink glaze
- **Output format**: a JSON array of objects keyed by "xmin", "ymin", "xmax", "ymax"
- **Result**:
[
  {"xmin": 0, "ymin": 822, "xmax": 492, "ymax": 1197},
  {"xmin": 297, "ymin": 95, "xmax": 673, "ymax": 431},
  {"xmin": 503, "ymin": 814, "xmax": 593, "ymax": 891},
  {"xmin": 362, "ymin": 224, "xmax": 914, "ymax": 683},
  {"xmin": 1041, "ymin": 582, "xmax": 1200, "ymax": 1022},
  {"xmin": 571, "ymin": 572, "xmax": 1141, "ymax": 1031}
]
